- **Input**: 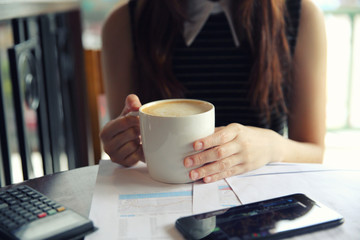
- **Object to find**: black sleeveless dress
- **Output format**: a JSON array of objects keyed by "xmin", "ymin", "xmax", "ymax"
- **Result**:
[{"xmin": 129, "ymin": 0, "xmax": 302, "ymax": 134}]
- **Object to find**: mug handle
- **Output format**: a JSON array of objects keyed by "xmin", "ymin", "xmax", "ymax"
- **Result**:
[{"xmin": 126, "ymin": 111, "xmax": 139, "ymax": 117}]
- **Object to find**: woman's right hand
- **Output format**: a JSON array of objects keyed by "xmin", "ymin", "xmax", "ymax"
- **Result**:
[{"xmin": 100, "ymin": 94, "xmax": 144, "ymax": 166}]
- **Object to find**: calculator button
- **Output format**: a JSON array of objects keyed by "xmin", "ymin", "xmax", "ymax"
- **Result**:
[
  {"xmin": 20, "ymin": 196, "xmax": 31, "ymax": 202},
  {"xmin": 33, "ymin": 209, "xmax": 43, "ymax": 215},
  {"xmin": 16, "ymin": 219, "xmax": 27, "ymax": 226},
  {"xmin": 27, "ymin": 215, "xmax": 37, "ymax": 221},
  {"xmin": 42, "ymin": 207, "xmax": 52, "ymax": 212},
  {"xmin": 47, "ymin": 209, "xmax": 57, "ymax": 215},
  {"xmin": 38, "ymin": 203, "xmax": 47, "ymax": 209},
  {"xmin": 37, "ymin": 212, "xmax": 47, "ymax": 218},
  {"xmin": 0, "ymin": 203, "xmax": 8, "ymax": 210},
  {"xmin": 57, "ymin": 206, "xmax": 66, "ymax": 212},
  {"xmin": 32, "ymin": 201, "xmax": 42, "ymax": 206},
  {"xmin": 26, "ymin": 206, "xmax": 37, "ymax": 212},
  {"xmin": 52, "ymin": 204, "xmax": 62, "ymax": 209},
  {"xmin": 4, "ymin": 221, "xmax": 17, "ymax": 230},
  {"xmin": 22, "ymin": 212, "xmax": 33, "ymax": 218}
]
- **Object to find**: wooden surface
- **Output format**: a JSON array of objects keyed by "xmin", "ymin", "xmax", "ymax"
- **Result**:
[
  {"xmin": 0, "ymin": 0, "xmax": 80, "ymax": 21},
  {"xmin": 84, "ymin": 49, "xmax": 104, "ymax": 165},
  {"xmin": 1, "ymin": 165, "xmax": 99, "ymax": 217}
]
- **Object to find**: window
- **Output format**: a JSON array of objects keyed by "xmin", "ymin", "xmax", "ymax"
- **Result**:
[{"xmin": 315, "ymin": 0, "xmax": 360, "ymax": 168}]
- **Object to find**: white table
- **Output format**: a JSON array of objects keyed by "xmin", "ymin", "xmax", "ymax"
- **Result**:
[{"xmin": 86, "ymin": 160, "xmax": 360, "ymax": 240}]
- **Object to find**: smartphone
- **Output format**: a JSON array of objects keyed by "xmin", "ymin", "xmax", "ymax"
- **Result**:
[{"xmin": 175, "ymin": 193, "xmax": 343, "ymax": 240}]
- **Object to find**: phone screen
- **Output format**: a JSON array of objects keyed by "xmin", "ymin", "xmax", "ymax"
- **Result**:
[{"xmin": 175, "ymin": 194, "xmax": 343, "ymax": 240}]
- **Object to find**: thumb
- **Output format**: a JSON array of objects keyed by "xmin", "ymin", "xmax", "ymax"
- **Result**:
[{"xmin": 121, "ymin": 94, "xmax": 142, "ymax": 116}]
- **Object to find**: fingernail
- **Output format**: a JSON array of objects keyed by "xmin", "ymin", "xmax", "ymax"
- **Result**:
[
  {"xmin": 204, "ymin": 176, "xmax": 212, "ymax": 183},
  {"xmin": 185, "ymin": 158, "xmax": 194, "ymax": 168},
  {"xmin": 194, "ymin": 141, "xmax": 203, "ymax": 151},
  {"xmin": 190, "ymin": 170, "xmax": 199, "ymax": 180}
]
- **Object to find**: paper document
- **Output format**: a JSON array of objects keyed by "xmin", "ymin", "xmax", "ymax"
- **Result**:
[
  {"xmin": 86, "ymin": 160, "xmax": 239, "ymax": 240},
  {"xmin": 237, "ymin": 162, "xmax": 351, "ymax": 177},
  {"xmin": 86, "ymin": 160, "xmax": 360, "ymax": 239},
  {"xmin": 193, "ymin": 180, "xmax": 240, "ymax": 214}
]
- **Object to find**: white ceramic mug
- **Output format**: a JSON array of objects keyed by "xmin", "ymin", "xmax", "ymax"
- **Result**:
[{"xmin": 136, "ymin": 99, "xmax": 215, "ymax": 184}]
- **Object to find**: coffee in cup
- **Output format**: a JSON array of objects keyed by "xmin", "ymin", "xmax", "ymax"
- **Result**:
[{"xmin": 141, "ymin": 100, "xmax": 212, "ymax": 117}]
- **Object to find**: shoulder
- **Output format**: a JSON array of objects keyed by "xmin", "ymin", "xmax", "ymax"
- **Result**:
[
  {"xmin": 299, "ymin": 0, "xmax": 324, "ymax": 26},
  {"xmin": 296, "ymin": 0, "xmax": 326, "ymax": 47},
  {"xmin": 101, "ymin": 2, "xmax": 131, "ymax": 48}
]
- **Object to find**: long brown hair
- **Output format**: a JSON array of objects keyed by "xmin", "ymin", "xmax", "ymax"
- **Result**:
[{"xmin": 132, "ymin": 0, "xmax": 292, "ymax": 118}]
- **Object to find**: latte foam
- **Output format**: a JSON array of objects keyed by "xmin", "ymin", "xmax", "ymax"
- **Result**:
[{"xmin": 142, "ymin": 100, "xmax": 211, "ymax": 117}]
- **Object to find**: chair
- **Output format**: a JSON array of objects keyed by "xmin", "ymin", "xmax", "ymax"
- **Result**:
[
  {"xmin": 84, "ymin": 49, "xmax": 105, "ymax": 165},
  {"xmin": 0, "ymin": 2, "xmax": 93, "ymax": 187}
]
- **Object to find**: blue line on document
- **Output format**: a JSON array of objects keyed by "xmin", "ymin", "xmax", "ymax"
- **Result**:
[
  {"xmin": 218, "ymin": 185, "xmax": 231, "ymax": 190},
  {"xmin": 119, "ymin": 191, "xmax": 192, "ymax": 200}
]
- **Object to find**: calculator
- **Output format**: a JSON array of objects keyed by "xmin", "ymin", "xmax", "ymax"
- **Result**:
[{"xmin": 0, "ymin": 185, "xmax": 96, "ymax": 240}]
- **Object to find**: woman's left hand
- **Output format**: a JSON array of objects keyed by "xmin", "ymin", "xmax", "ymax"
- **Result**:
[{"xmin": 184, "ymin": 123, "xmax": 283, "ymax": 183}]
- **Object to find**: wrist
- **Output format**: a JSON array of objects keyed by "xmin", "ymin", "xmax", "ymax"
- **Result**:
[{"xmin": 269, "ymin": 129, "xmax": 287, "ymax": 163}]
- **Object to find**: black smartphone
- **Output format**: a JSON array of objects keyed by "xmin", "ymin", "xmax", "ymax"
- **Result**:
[{"xmin": 175, "ymin": 193, "xmax": 343, "ymax": 240}]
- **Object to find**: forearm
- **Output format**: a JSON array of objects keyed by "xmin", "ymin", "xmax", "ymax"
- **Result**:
[{"xmin": 275, "ymin": 133, "xmax": 325, "ymax": 164}]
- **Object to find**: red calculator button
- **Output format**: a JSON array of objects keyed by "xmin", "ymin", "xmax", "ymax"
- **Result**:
[{"xmin": 37, "ymin": 212, "xmax": 47, "ymax": 218}]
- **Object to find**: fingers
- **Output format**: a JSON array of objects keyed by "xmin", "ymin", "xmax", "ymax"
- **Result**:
[
  {"xmin": 100, "ymin": 94, "xmax": 144, "ymax": 167},
  {"xmin": 184, "ymin": 140, "xmax": 240, "ymax": 168},
  {"xmin": 188, "ymin": 154, "xmax": 241, "ymax": 181},
  {"xmin": 100, "ymin": 104, "xmax": 143, "ymax": 166},
  {"xmin": 102, "ymin": 125, "xmax": 140, "ymax": 156},
  {"xmin": 121, "ymin": 94, "xmax": 142, "ymax": 116},
  {"xmin": 185, "ymin": 124, "xmax": 243, "ymax": 168},
  {"xmin": 101, "ymin": 123, "xmax": 143, "ymax": 166},
  {"xmin": 185, "ymin": 124, "xmax": 246, "ymax": 183},
  {"xmin": 201, "ymin": 164, "xmax": 248, "ymax": 183},
  {"xmin": 111, "ymin": 143, "xmax": 144, "ymax": 167},
  {"xmin": 192, "ymin": 123, "xmax": 241, "ymax": 151},
  {"xmin": 100, "ymin": 115, "xmax": 139, "ymax": 141}
]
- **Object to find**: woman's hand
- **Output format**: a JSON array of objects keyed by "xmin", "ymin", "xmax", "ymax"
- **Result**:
[
  {"xmin": 100, "ymin": 94, "xmax": 144, "ymax": 166},
  {"xmin": 184, "ymin": 123, "xmax": 284, "ymax": 183}
]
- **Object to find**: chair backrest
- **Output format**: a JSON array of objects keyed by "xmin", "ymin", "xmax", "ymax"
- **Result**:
[{"xmin": 0, "ymin": 2, "xmax": 93, "ymax": 186}]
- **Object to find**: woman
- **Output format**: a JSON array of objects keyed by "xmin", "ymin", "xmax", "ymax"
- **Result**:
[{"xmin": 100, "ymin": 0, "xmax": 327, "ymax": 183}]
